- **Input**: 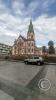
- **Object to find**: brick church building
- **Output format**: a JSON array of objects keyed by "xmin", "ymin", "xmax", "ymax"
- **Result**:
[{"xmin": 12, "ymin": 20, "xmax": 42, "ymax": 56}]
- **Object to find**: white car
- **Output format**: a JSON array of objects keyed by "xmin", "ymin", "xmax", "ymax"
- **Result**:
[{"xmin": 24, "ymin": 56, "xmax": 44, "ymax": 65}]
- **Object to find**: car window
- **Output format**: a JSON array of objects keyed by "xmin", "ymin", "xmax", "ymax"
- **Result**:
[
  {"xmin": 29, "ymin": 57, "xmax": 33, "ymax": 59},
  {"xmin": 34, "ymin": 57, "xmax": 39, "ymax": 59}
]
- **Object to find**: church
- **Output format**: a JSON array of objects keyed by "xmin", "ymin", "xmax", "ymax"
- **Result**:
[{"xmin": 12, "ymin": 20, "xmax": 42, "ymax": 56}]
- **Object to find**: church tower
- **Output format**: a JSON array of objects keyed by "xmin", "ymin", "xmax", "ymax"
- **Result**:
[
  {"xmin": 27, "ymin": 20, "xmax": 35, "ymax": 55},
  {"xmin": 27, "ymin": 20, "xmax": 35, "ymax": 40}
]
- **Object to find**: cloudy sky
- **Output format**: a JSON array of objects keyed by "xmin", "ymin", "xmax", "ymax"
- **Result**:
[{"xmin": 0, "ymin": 0, "xmax": 56, "ymax": 47}]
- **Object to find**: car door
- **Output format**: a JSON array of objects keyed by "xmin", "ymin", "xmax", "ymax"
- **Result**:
[
  {"xmin": 28, "ymin": 56, "xmax": 34, "ymax": 63},
  {"xmin": 33, "ymin": 57, "xmax": 37, "ymax": 63},
  {"xmin": 33, "ymin": 57, "xmax": 39, "ymax": 63},
  {"xmin": 29, "ymin": 56, "xmax": 36, "ymax": 63}
]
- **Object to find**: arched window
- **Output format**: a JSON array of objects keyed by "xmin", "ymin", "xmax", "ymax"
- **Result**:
[
  {"xmin": 32, "ymin": 49, "xmax": 33, "ymax": 52},
  {"xmin": 32, "ymin": 42, "xmax": 34, "ymax": 46},
  {"xmin": 31, "ymin": 35, "xmax": 33, "ymax": 39},
  {"xmin": 28, "ymin": 49, "xmax": 30, "ymax": 52}
]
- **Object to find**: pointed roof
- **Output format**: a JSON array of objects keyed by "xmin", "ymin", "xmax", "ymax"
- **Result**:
[
  {"xmin": 19, "ymin": 35, "xmax": 26, "ymax": 41},
  {"xmin": 28, "ymin": 20, "xmax": 34, "ymax": 33}
]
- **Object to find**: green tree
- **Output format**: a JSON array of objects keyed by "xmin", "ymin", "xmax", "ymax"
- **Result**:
[
  {"xmin": 48, "ymin": 40, "xmax": 54, "ymax": 46},
  {"xmin": 48, "ymin": 40, "xmax": 55, "ymax": 54},
  {"xmin": 42, "ymin": 46, "xmax": 47, "ymax": 54}
]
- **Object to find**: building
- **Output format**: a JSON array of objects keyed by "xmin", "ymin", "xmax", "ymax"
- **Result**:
[
  {"xmin": 12, "ymin": 20, "xmax": 42, "ymax": 56},
  {"xmin": 0, "ymin": 43, "xmax": 12, "ymax": 56},
  {"xmin": 35, "ymin": 46, "xmax": 42, "ymax": 55}
]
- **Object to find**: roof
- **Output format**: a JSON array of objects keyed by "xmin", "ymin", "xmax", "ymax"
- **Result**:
[
  {"xmin": 28, "ymin": 20, "xmax": 34, "ymax": 33},
  {"xmin": 0, "ymin": 43, "xmax": 12, "ymax": 47},
  {"xmin": 16, "ymin": 35, "xmax": 34, "ymax": 42},
  {"xmin": 19, "ymin": 35, "xmax": 27, "ymax": 41}
]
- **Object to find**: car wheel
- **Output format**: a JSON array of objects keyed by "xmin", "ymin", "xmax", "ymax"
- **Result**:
[
  {"xmin": 25, "ymin": 61, "xmax": 28, "ymax": 64},
  {"xmin": 38, "ymin": 62, "xmax": 41, "ymax": 65}
]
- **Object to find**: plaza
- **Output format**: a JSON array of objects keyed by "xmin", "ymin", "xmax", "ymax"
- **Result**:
[{"xmin": 0, "ymin": 61, "xmax": 56, "ymax": 100}]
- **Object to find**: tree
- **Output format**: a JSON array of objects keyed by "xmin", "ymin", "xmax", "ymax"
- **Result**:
[
  {"xmin": 48, "ymin": 40, "xmax": 55, "ymax": 54},
  {"xmin": 48, "ymin": 40, "xmax": 54, "ymax": 47},
  {"xmin": 42, "ymin": 46, "xmax": 47, "ymax": 54}
]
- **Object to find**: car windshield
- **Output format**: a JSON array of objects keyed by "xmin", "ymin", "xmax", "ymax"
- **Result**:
[{"xmin": 34, "ymin": 57, "xmax": 39, "ymax": 59}]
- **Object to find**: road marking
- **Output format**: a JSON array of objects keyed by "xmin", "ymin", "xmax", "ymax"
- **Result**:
[{"xmin": 38, "ymin": 78, "xmax": 51, "ymax": 91}]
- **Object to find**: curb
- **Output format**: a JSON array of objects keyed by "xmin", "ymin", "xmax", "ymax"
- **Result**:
[
  {"xmin": 44, "ymin": 62, "xmax": 56, "ymax": 65},
  {"xmin": 0, "ymin": 60, "xmax": 56, "ymax": 65}
]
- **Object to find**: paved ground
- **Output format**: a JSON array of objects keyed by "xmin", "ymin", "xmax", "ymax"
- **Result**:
[
  {"xmin": 27, "ymin": 65, "xmax": 56, "ymax": 100},
  {"xmin": 0, "ymin": 90, "xmax": 14, "ymax": 100},
  {"xmin": 0, "ymin": 61, "xmax": 56, "ymax": 100},
  {"xmin": 0, "ymin": 61, "xmax": 42, "ymax": 86}
]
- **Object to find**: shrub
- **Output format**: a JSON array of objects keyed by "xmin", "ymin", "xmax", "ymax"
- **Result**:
[
  {"xmin": 5, "ymin": 56, "xmax": 9, "ymax": 59},
  {"xmin": 9, "ymin": 55, "xmax": 27, "ymax": 61},
  {"xmin": 43, "ymin": 55, "xmax": 56, "ymax": 63}
]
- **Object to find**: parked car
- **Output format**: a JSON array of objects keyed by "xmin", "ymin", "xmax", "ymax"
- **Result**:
[{"xmin": 24, "ymin": 56, "xmax": 44, "ymax": 65}]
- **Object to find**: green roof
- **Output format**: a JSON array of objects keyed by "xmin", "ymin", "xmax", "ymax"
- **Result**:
[{"xmin": 28, "ymin": 20, "xmax": 34, "ymax": 33}]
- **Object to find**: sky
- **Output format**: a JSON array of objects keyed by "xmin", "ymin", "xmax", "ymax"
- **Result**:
[{"xmin": 0, "ymin": 0, "xmax": 56, "ymax": 47}]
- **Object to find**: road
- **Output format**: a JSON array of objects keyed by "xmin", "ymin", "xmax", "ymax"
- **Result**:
[{"xmin": 0, "ymin": 61, "xmax": 56, "ymax": 100}]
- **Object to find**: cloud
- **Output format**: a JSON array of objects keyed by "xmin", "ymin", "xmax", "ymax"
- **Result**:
[
  {"xmin": 0, "ymin": 13, "xmax": 31, "ymax": 37},
  {"xmin": 25, "ymin": 1, "xmax": 39, "ymax": 16},
  {"xmin": 33, "ymin": 15, "xmax": 56, "ymax": 46},
  {"xmin": 0, "ymin": 34, "xmax": 15, "ymax": 46},
  {"xmin": 0, "ymin": 0, "xmax": 56, "ymax": 46},
  {"xmin": 11, "ymin": 0, "xmax": 39, "ymax": 17},
  {"xmin": 12, "ymin": 0, "xmax": 24, "ymax": 16}
]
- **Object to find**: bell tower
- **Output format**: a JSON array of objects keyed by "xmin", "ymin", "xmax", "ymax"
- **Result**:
[
  {"xmin": 27, "ymin": 20, "xmax": 35, "ymax": 55},
  {"xmin": 27, "ymin": 20, "xmax": 35, "ymax": 40}
]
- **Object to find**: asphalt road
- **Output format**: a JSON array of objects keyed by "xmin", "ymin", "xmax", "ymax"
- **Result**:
[{"xmin": 0, "ymin": 61, "xmax": 56, "ymax": 100}]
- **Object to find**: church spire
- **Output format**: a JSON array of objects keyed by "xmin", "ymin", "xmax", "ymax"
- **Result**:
[{"xmin": 28, "ymin": 19, "xmax": 34, "ymax": 33}]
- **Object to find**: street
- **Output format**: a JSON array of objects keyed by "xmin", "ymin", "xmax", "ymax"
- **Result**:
[{"xmin": 0, "ymin": 61, "xmax": 56, "ymax": 100}]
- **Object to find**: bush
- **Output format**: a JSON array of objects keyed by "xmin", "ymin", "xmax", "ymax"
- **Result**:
[
  {"xmin": 43, "ymin": 55, "xmax": 56, "ymax": 63},
  {"xmin": 5, "ymin": 56, "xmax": 9, "ymax": 59},
  {"xmin": 9, "ymin": 55, "xmax": 27, "ymax": 61},
  {"xmin": 6, "ymin": 55, "xmax": 56, "ymax": 63}
]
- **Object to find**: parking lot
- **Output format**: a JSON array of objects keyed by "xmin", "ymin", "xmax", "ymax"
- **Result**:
[{"xmin": 0, "ymin": 61, "xmax": 56, "ymax": 100}]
